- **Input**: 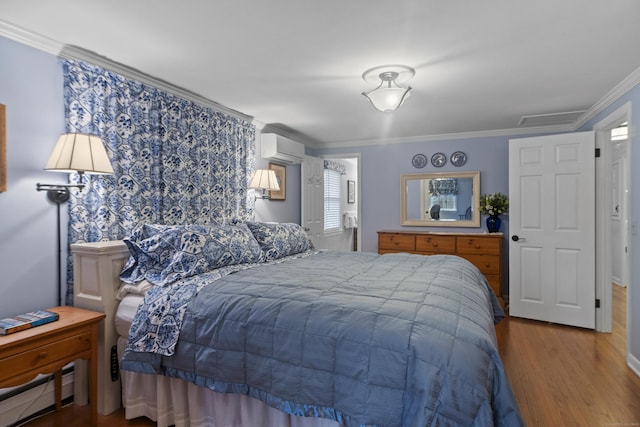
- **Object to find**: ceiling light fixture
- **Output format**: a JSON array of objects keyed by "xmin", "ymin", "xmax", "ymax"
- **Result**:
[{"xmin": 361, "ymin": 65, "xmax": 415, "ymax": 113}]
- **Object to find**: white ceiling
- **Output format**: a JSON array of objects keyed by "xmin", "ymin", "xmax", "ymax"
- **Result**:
[{"xmin": 2, "ymin": 0, "xmax": 640, "ymax": 147}]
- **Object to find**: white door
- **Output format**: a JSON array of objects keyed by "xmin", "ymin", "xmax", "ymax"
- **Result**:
[
  {"xmin": 301, "ymin": 155, "xmax": 324, "ymax": 248},
  {"xmin": 509, "ymin": 132, "xmax": 595, "ymax": 328}
]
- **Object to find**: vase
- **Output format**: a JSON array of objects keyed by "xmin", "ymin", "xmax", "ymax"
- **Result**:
[{"xmin": 486, "ymin": 215, "xmax": 501, "ymax": 233}]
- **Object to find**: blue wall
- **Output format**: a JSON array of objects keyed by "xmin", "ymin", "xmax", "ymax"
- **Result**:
[
  {"xmin": 319, "ymin": 136, "xmax": 512, "ymax": 251},
  {"xmin": 253, "ymin": 136, "xmax": 302, "ymax": 224},
  {"xmin": 0, "ymin": 36, "xmax": 66, "ymax": 316}
]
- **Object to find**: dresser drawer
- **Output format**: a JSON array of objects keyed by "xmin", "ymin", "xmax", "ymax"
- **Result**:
[
  {"xmin": 378, "ymin": 233, "xmax": 415, "ymax": 252},
  {"xmin": 2, "ymin": 332, "xmax": 92, "ymax": 379},
  {"xmin": 456, "ymin": 236, "xmax": 501, "ymax": 255},
  {"xmin": 462, "ymin": 254, "xmax": 501, "ymax": 275},
  {"xmin": 415, "ymin": 235, "xmax": 456, "ymax": 254}
]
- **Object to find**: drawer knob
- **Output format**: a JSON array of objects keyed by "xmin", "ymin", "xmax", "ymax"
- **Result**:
[
  {"xmin": 38, "ymin": 352, "xmax": 48, "ymax": 359},
  {"xmin": 432, "ymin": 242, "xmax": 438, "ymax": 247},
  {"xmin": 475, "ymin": 244, "xmax": 481, "ymax": 249},
  {"xmin": 485, "ymin": 263, "xmax": 491, "ymax": 268}
]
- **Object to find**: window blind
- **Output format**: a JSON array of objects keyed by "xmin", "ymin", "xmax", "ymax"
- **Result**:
[{"xmin": 324, "ymin": 169, "xmax": 341, "ymax": 231}]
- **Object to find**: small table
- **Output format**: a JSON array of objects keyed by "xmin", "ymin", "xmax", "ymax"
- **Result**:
[{"xmin": 0, "ymin": 306, "xmax": 105, "ymax": 426}]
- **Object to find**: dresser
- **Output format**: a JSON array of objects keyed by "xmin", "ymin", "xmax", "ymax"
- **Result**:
[{"xmin": 377, "ymin": 230, "xmax": 504, "ymax": 304}]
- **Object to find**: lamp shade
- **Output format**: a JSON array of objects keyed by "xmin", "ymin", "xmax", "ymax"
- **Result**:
[
  {"xmin": 363, "ymin": 84, "xmax": 411, "ymax": 113},
  {"xmin": 45, "ymin": 133, "xmax": 114, "ymax": 175},
  {"xmin": 249, "ymin": 169, "xmax": 280, "ymax": 191}
]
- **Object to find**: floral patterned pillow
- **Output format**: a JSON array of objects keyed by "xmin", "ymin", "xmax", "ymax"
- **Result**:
[
  {"xmin": 120, "ymin": 223, "xmax": 262, "ymax": 286},
  {"xmin": 246, "ymin": 221, "xmax": 314, "ymax": 261},
  {"xmin": 119, "ymin": 223, "xmax": 174, "ymax": 283}
]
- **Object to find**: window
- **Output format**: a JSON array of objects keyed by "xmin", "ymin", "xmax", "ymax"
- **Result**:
[
  {"xmin": 428, "ymin": 178, "xmax": 458, "ymax": 212},
  {"xmin": 611, "ymin": 122, "xmax": 628, "ymax": 141},
  {"xmin": 430, "ymin": 194, "xmax": 457, "ymax": 211},
  {"xmin": 324, "ymin": 169, "xmax": 341, "ymax": 231}
]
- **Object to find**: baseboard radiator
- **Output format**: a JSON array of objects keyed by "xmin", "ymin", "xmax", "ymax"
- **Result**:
[{"xmin": 0, "ymin": 365, "xmax": 74, "ymax": 427}]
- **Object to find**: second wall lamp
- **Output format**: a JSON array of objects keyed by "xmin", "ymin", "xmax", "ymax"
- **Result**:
[{"xmin": 249, "ymin": 169, "xmax": 280, "ymax": 199}]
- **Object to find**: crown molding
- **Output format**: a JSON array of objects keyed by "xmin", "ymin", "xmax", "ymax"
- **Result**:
[
  {"xmin": 251, "ymin": 119, "xmax": 266, "ymax": 130},
  {"xmin": 573, "ymin": 65, "xmax": 640, "ymax": 130},
  {"xmin": 320, "ymin": 123, "xmax": 574, "ymax": 149},
  {"xmin": 0, "ymin": 20, "xmax": 62, "ymax": 54}
]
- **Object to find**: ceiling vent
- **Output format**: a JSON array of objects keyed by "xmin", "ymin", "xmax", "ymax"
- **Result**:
[
  {"xmin": 518, "ymin": 111, "xmax": 586, "ymax": 127},
  {"xmin": 261, "ymin": 133, "xmax": 305, "ymax": 165}
]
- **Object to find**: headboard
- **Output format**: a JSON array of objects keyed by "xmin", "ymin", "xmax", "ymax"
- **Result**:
[{"xmin": 71, "ymin": 240, "xmax": 129, "ymax": 415}]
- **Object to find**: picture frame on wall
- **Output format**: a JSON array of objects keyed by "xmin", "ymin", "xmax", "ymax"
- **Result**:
[
  {"xmin": 269, "ymin": 163, "xmax": 286, "ymax": 200},
  {"xmin": 347, "ymin": 180, "xmax": 356, "ymax": 204},
  {"xmin": 0, "ymin": 104, "xmax": 6, "ymax": 193}
]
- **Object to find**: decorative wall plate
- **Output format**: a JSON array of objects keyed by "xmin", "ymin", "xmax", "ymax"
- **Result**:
[
  {"xmin": 412, "ymin": 153, "xmax": 427, "ymax": 168},
  {"xmin": 431, "ymin": 152, "xmax": 446, "ymax": 167},
  {"xmin": 450, "ymin": 151, "xmax": 467, "ymax": 167}
]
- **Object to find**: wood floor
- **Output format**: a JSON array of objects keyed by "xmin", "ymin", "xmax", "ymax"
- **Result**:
[
  {"xmin": 496, "ymin": 285, "xmax": 640, "ymax": 426},
  {"xmin": 22, "ymin": 286, "xmax": 640, "ymax": 427}
]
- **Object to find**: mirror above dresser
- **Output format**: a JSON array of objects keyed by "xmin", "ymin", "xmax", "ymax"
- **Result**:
[{"xmin": 401, "ymin": 171, "xmax": 480, "ymax": 227}]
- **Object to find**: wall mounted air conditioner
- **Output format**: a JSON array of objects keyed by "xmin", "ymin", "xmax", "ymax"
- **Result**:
[{"xmin": 261, "ymin": 133, "xmax": 305, "ymax": 165}]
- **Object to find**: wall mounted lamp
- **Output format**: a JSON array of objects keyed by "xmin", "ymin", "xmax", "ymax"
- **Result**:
[
  {"xmin": 249, "ymin": 169, "xmax": 280, "ymax": 199},
  {"xmin": 361, "ymin": 65, "xmax": 415, "ymax": 113},
  {"xmin": 36, "ymin": 133, "xmax": 114, "ymax": 305}
]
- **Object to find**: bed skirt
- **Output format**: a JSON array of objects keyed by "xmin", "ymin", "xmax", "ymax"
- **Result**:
[{"xmin": 119, "ymin": 339, "xmax": 342, "ymax": 427}]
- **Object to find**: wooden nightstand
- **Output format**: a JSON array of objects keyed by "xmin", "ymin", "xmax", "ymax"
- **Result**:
[{"xmin": 0, "ymin": 306, "xmax": 105, "ymax": 426}]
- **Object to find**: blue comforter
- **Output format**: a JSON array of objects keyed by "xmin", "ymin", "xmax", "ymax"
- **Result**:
[{"xmin": 122, "ymin": 251, "xmax": 523, "ymax": 426}]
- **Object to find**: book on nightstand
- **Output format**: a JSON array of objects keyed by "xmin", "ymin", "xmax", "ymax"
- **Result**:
[{"xmin": 0, "ymin": 310, "xmax": 60, "ymax": 335}]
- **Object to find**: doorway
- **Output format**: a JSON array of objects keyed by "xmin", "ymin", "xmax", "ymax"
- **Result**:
[
  {"xmin": 594, "ymin": 102, "xmax": 631, "ymax": 360},
  {"xmin": 301, "ymin": 153, "xmax": 361, "ymax": 252}
]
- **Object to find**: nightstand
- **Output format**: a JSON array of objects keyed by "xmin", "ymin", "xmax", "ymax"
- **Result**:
[{"xmin": 0, "ymin": 306, "xmax": 105, "ymax": 426}]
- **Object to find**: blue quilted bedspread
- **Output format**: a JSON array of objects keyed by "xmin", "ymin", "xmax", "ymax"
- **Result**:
[{"xmin": 121, "ymin": 251, "xmax": 523, "ymax": 427}]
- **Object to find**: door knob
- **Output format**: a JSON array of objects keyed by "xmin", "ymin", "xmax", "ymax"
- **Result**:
[{"xmin": 512, "ymin": 235, "xmax": 520, "ymax": 242}]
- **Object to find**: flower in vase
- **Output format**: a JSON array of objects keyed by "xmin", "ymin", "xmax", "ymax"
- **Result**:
[{"xmin": 479, "ymin": 192, "xmax": 509, "ymax": 216}]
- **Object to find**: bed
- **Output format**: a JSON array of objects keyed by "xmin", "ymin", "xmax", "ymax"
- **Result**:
[{"xmin": 71, "ymin": 222, "xmax": 523, "ymax": 427}]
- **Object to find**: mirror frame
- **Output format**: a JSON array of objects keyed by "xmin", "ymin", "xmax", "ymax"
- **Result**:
[{"xmin": 400, "ymin": 171, "xmax": 481, "ymax": 227}]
